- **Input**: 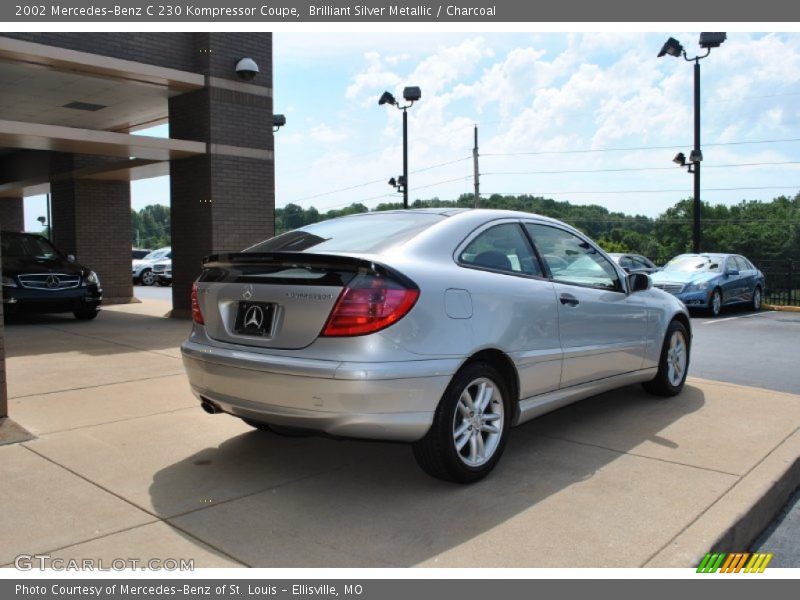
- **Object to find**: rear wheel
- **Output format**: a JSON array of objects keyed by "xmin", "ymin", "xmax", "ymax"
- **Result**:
[
  {"xmin": 751, "ymin": 286, "xmax": 762, "ymax": 311},
  {"xmin": 140, "ymin": 269, "xmax": 155, "ymax": 286},
  {"xmin": 643, "ymin": 319, "xmax": 690, "ymax": 397},
  {"xmin": 413, "ymin": 362, "xmax": 510, "ymax": 483},
  {"xmin": 73, "ymin": 307, "xmax": 99, "ymax": 321},
  {"xmin": 708, "ymin": 288, "xmax": 722, "ymax": 317}
]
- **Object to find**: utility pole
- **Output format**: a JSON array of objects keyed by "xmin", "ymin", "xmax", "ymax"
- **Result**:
[{"xmin": 473, "ymin": 124, "xmax": 480, "ymax": 208}]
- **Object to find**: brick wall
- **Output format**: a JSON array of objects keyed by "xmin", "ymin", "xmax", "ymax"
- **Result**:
[
  {"xmin": 0, "ymin": 225, "xmax": 7, "ymax": 417},
  {"xmin": 0, "ymin": 198, "xmax": 24, "ymax": 232},
  {"xmin": 50, "ymin": 162, "xmax": 133, "ymax": 303}
]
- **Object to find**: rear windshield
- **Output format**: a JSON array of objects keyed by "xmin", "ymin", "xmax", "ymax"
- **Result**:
[
  {"xmin": 1, "ymin": 233, "xmax": 62, "ymax": 260},
  {"xmin": 246, "ymin": 212, "xmax": 446, "ymax": 254}
]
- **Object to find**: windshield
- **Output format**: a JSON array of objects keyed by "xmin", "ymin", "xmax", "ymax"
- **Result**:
[
  {"xmin": 1, "ymin": 233, "xmax": 63, "ymax": 260},
  {"xmin": 663, "ymin": 255, "xmax": 722, "ymax": 273},
  {"xmin": 144, "ymin": 249, "xmax": 169, "ymax": 260},
  {"xmin": 246, "ymin": 212, "xmax": 446, "ymax": 254}
]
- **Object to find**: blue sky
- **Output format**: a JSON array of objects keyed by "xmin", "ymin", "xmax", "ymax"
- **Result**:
[{"xmin": 23, "ymin": 32, "xmax": 800, "ymax": 234}]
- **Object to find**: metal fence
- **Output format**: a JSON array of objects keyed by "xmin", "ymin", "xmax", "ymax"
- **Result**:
[{"xmin": 751, "ymin": 259, "xmax": 800, "ymax": 306}]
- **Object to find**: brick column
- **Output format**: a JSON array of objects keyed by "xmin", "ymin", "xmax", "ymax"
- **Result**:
[
  {"xmin": 0, "ymin": 197, "xmax": 24, "ymax": 233},
  {"xmin": 0, "ymin": 232, "xmax": 7, "ymax": 418},
  {"xmin": 50, "ymin": 161, "xmax": 133, "ymax": 304},
  {"xmin": 168, "ymin": 33, "xmax": 275, "ymax": 316},
  {"xmin": 0, "ymin": 200, "xmax": 22, "ymax": 417}
]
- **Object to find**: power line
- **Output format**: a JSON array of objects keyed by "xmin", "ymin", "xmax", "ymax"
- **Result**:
[
  {"xmin": 482, "ymin": 161, "xmax": 800, "ymax": 177},
  {"xmin": 285, "ymin": 157, "xmax": 472, "ymax": 204},
  {"xmin": 482, "ymin": 137, "xmax": 800, "ymax": 158},
  {"xmin": 482, "ymin": 185, "xmax": 800, "ymax": 196}
]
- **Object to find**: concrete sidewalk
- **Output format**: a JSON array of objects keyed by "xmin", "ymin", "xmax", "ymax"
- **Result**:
[{"xmin": 1, "ymin": 301, "xmax": 798, "ymax": 568}]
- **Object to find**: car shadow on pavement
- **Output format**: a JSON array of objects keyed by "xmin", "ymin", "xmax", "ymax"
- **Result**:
[
  {"xmin": 2, "ymin": 310, "xmax": 190, "ymax": 358},
  {"xmin": 148, "ymin": 383, "xmax": 706, "ymax": 567}
]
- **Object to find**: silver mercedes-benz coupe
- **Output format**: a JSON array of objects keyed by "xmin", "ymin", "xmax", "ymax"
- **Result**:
[{"xmin": 182, "ymin": 209, "xmax": 691, "ymax": 482}]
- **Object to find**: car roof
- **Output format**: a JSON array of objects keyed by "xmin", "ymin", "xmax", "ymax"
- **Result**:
[{"xmin": 675, "ymin": 253, "xmax": 733, "ymax": 259}]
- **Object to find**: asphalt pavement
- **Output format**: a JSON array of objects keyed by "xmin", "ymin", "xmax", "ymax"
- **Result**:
[
  {"xmin": 689, "ymin": 308, "xmax": 800, "ymax": 394},
  {"xmin": 134, "ymin": 283, "xmax": 172, "ymax": 302}
]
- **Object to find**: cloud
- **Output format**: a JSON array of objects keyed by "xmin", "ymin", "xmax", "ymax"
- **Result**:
[{"xmin": 274, "ymin": 33, "xmax": 800, "ymax": 217}]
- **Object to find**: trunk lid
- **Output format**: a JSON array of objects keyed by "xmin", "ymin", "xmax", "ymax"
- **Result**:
[{"xmin": 198, "ymin": 252, "xmax": 381, "ymax": 350}]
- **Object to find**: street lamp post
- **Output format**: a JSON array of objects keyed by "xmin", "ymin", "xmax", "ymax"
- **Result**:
[
  {"xmin": 379, "ymin": 87, "xmax": 421, "ymax": 209},
  {"xmin": 659, "ymin": 33, "xmax": 726, "ymax": 254}
]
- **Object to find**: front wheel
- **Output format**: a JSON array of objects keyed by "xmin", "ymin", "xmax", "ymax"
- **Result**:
[
  {"xmin": 413, "ymin": 362, "xmax": 510, "ymax": 483},
  {"xmin": 708, "ymin": 288, "xmax": 723, "ymax": 317},
  {"xmin": 751, "ymin": 286, "xmax": 762, "ymax": 311},
  {"xmin": 643, "ymin": 319, "xmax": 690, "ymax": 397},
  {"xmin": 140, "ymin": 269, "xmax": 155, "ymax": 286}
]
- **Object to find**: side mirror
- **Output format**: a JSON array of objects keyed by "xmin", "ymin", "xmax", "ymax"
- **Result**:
[
  {"xmin": 67, "ymin": 254, "xmax": 76, "ymax": 263},
  {"xmin": 726, "ymin": 269, "xmax": 739, "ymax": 277},
  {"xmin": 628, "ymin": 272, "xmax": 651, "ymax": 293}
]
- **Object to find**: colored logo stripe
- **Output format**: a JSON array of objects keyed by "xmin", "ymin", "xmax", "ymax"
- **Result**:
[{"xmin": 697, "ymin": 552, "xmax": 773, "ymax": 573}]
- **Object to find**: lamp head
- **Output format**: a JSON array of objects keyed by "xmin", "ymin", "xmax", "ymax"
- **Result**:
[
  {"xmin": 673, "ymin": 152, "xmax": 687, "ymax": 166},
  {"xmin": 378, "ymin": 91, "xmax": 397, "ymax": 106},
  {"xmin": 688, "ymin": 149, "xmax": 703, "ymax": 163},
  {"xmin": 402, "ymin": 86, "xmax": 422, "ymax": 102},
  {"xmin": 658, "ymin": 37, "xmax": 685, "ymax": 58},
  {"xmin": 388, "ymin": 177, "xmax": 397, "ymax": 187},
  {"xmin": 272, "ymin": 114, "xmax": 286, "ymax": 128},
  {"xmin": 699, "ymin": 32, "xmax": 727, "ymax": 49}
]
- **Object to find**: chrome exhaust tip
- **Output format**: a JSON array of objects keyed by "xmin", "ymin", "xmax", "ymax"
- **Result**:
[{"xmin": 200, "ymin": 398, "xmax": 220, "ymax": 415}]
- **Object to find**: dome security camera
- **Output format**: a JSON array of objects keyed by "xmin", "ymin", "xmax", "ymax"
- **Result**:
[{"xmin": 235, "ymin": 57, "xmax": 259, "ymax": 81}]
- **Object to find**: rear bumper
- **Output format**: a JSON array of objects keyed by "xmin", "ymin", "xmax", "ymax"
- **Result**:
[{"xmin": 180, "ymin": 332, "xmax": 460, "ymax": 442}]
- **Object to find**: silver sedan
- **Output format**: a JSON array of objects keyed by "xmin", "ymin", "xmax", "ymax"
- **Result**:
[{"xmin": 182, "ymin": 209, "xmax": 691, "ymax": 482}]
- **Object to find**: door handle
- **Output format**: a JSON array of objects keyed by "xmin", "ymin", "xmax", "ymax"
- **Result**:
[{"xmin": 559, "ymin": 293, "xmax": 579, "ymax": 307}]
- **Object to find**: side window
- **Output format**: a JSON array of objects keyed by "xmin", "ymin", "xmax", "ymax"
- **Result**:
[
  {"xmin": 618, "ymin": 256, "xmax": 635, "ymax": 269},
  {"xmin": 631, "ymin": 256, "xmax": 652, "ymax": 269},
  {"xmin": 459, "ymin": 223, "xmax": 542, "ymax": 276},
  {"xmin": 734, "ymin": 256, "xmax": 748, "ymax": 271},
  {"xmin": 524, "ymin": 223, "xmax": 621, "ymax": 291}
]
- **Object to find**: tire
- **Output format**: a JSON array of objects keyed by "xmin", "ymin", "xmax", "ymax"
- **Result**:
[
  {"xmin": 74, "ymin": 307, "xmax": 99, "ymax": 321},
  {"xmin": 140, "ymin": 269, "xmax": 155, "ymax": 286},
  {"xmin": 413, "ymin": 362, "xmax": 511, "ymax": 483},
  {"xmin": 708, "ymin": 288, "xmax": 722, "ymax": 317},
  {"xmin": 643, "ymin": 319, "xmax": 690, "ymax": 397},
  {"xmin": 241, "ymin": 418, "xmax": 272, "ymax": 432},
  {"xmin": 751, "ymin": 286, "xmax": 762, "ymax": 311}
]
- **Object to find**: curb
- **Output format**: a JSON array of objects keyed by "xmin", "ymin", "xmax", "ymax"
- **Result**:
[
  {"xmin": 646, "ymin": 427, "xmax": 800, "ymax": 567},
  {"xmin": 763, "ymin": 304, "xmax": 800, "ymax": 313}
]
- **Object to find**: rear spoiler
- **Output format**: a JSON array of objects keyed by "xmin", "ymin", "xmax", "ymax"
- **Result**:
[
  {"xmin": 201, "ymin": 252, "xmax": 417, "ymax": 287},
  {"xmin": 203, "ymin": 252, "xmax": 377, "ymax": 272}
]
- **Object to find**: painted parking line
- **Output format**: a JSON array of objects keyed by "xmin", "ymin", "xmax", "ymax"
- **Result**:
[{"xmin": 702, "ymin": 312, "xmax": 773, "ymax": 325}]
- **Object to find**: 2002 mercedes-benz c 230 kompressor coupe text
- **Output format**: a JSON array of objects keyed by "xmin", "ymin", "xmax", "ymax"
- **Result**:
[{"xmin": 181, "ymin": 209, "xmax": 691, "ymax": 482}]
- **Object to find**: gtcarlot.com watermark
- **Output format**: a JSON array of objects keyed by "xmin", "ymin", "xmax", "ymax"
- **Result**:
[{"xmin": 14, "ymin": 554, "xmax": 194, "ymax": 571}]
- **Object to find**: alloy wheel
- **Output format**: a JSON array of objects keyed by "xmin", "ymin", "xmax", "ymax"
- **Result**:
[
  {"xmin": 666, "ymin": 330, "xmax": 687, "ymax": 387},
  {"xmin": 451, "ymin": 377, "xmax": 505, "ymax": 467}
]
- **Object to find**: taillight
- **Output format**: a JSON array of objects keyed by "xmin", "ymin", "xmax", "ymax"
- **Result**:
[
  {"xmin": 191, "ymin": 282, "xmax": 204, "ymax": 325},
  {"xmin": 321, "ymin": 274, "xmax": 419, "ymax": 337}
]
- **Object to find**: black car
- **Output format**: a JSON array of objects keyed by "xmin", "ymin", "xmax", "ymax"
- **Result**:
[
  {"xmin": 1, "ymin": 231, "xmax": 103, "ymax": 320},
  {"xmin": 609, "ymin": 253, "xmax": 660, "ymax": 274}
]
